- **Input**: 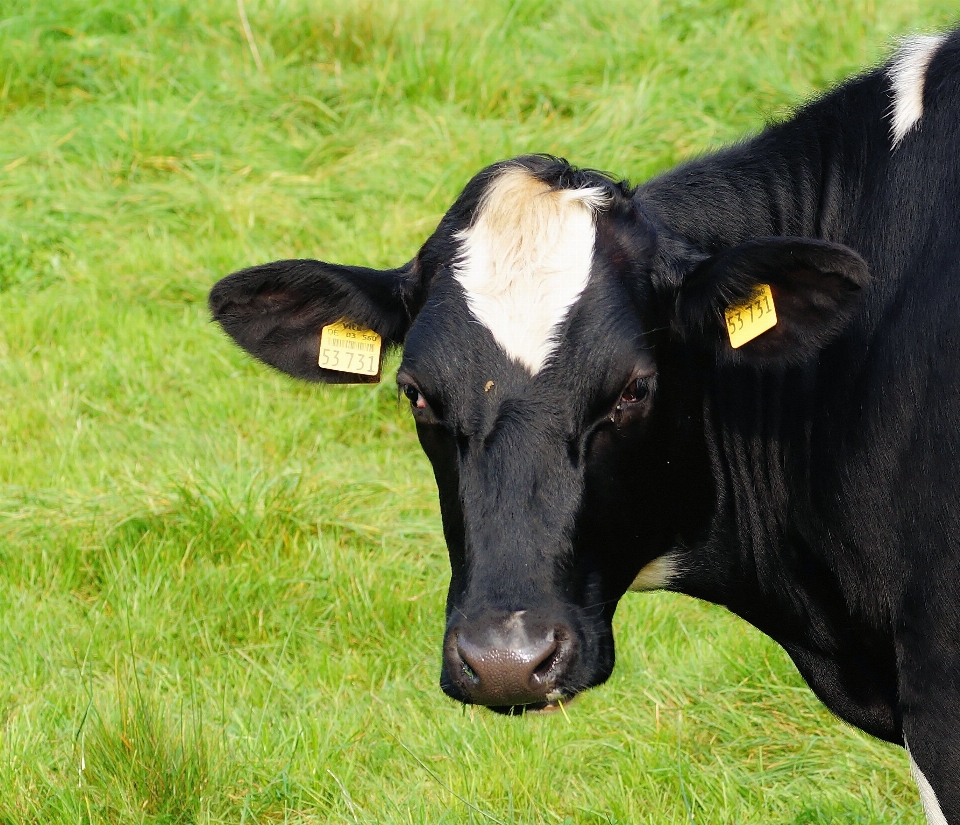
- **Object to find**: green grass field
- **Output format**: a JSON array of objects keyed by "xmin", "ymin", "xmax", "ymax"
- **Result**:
[{"xmin": 1, "ymin": 0, "xmax": 957, "ymax": 821}]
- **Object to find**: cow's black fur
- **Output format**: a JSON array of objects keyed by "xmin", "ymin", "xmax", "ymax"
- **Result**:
[{"xmin": 210, "ymin": 29, "xmax": 960, "ymax": 819}]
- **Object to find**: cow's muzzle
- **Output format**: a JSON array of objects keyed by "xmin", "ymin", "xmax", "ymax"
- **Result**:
[{"xmin": 442, "ymin": 611, "xmax": 576, "ymax": 712}]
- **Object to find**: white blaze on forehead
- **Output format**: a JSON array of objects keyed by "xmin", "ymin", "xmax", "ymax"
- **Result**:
[
  {"xmin": 453, "ymin": 166, "xmax": 609, "ymax": 375},
  {"xmin": 888, "ymin": 34, "xmax": 946, "ymax": 147}
]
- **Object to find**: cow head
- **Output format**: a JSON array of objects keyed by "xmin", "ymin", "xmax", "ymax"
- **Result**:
[{"xmin": 210, "ymin": 155, "xmax": 867, "ymax": 713}]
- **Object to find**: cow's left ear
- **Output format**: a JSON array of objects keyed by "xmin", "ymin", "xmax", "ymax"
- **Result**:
[
  {"xmin": 209, "ymin": 258, "xmax": 421, "ymax": 383},
  {"xmin": 673, "ymin": 237, "xmax": 869, "ymax": 365}
]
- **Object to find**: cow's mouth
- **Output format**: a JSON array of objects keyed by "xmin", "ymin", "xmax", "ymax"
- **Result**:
[{"xmin": 486, "ymin": 692, "xmax": 579, "ymax": 716}]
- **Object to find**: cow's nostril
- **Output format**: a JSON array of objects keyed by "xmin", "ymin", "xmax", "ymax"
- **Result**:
[
  {"xmin": 460, "ymin": 659, "xmax": 479, "ymax": 683},
  {"xmin": 531, "ymin": 638, "xmax": 562, "ymax": 681},
  {"xmin": 447, "ymin": 632, "xmax": 480, "ymax": 685}
]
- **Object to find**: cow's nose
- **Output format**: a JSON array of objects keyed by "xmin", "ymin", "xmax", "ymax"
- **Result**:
[{"xmin": 445, "ymin": 614, "xmax": 574, "ymax": 708}]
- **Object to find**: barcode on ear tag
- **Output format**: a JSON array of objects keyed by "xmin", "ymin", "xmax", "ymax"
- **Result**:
[
  {"xmin": 319, "ymin": 320, "xmax": 382, "ymax": 376},
  {"xmin": 725, "ymin": 284, "xmax": 778, "ymax": 348}
]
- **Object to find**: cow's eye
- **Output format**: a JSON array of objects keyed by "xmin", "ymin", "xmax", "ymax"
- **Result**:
[
  {"xmin": 620, "ymin": 377, "xmax": 651, "ymax": 405},
  {"xmin": 401, "ymin": 382, "xmax": 428, "ymax": 411},
  {"xmin": 609, "ymin": 375, "xmax": 655, "ymax": 426}
]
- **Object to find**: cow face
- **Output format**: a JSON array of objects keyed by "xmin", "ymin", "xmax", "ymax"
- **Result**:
[{"xmin": 210, "ymin": 155, "xmax": 868, "ymax": 714}]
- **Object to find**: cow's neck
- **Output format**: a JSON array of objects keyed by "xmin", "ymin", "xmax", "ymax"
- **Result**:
[
  {"xmin": 690, "ymin": 367, "xmax": 842, "ymax": 636},
  {"xmin": 638, "ymin": 68, "xmax": 897, "ymax": 645},
  {"xmin": 669, "ymin": 362, "xmax": 902, "ymax": 742}
]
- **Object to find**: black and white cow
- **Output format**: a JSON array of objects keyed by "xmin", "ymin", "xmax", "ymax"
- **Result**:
[{"xmin": 210, "ymin": 30, "xmax": 960, "ymax": 823}]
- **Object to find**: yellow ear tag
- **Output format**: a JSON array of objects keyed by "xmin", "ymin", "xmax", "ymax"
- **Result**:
[
  {"xmin": 319, "ymin": 320, "xmax": 382, "ymax": 376},
  {"xmin": 725, "ymin": 284, "xmax": 778, "ymax": 349}
]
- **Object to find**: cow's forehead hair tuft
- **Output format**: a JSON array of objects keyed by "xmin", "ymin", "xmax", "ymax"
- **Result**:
[{"xmin": 452, "ymin": 165, "xmax": 610, "ymax": 375}]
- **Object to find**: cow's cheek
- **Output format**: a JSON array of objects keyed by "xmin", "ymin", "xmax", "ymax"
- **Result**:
[
  {"xmin": 577, "ymin": 426, "xmax": 673, "ymax": 599},
  {"xmin": 414, "ymin": 423, "xmax": 468, "ymax": 592}
]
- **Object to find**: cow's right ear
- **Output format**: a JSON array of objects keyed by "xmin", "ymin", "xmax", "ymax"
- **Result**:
[{"xmin": 209, "ymin": 258, "xmax": 421, "ymax": 383}]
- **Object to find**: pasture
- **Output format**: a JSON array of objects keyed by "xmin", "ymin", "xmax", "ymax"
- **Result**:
[{"xmin": 0, "ymin": 0, "xmax": 955, "ymax": 821}]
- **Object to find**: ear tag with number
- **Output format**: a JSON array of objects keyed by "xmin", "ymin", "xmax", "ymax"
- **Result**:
[
  {"xmin": 319, "ymin": 320, "xmax": 382, "ymax": 377},
  {"xmin": 725, "ymin": 284, "xmax": 778, "ymax": 348}
]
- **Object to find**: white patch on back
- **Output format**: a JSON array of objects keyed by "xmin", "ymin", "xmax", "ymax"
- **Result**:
[
  {"xmin": 453, "ymin": 166, "xmax": 609, "ymax": 375},
  {"xmin": 905, "ymin": 737, "xmax": 949, "ymax": 825},
  {"xmin": 628, "ymin": 554, "xmax": 677, "ymax": 592},
  {"xmin": 887, "ymin": 34, "xmax": 946, "ymax": 147}
]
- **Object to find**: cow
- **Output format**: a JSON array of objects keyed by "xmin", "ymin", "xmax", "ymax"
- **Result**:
[{"xmin": 208, "ymin": 29, "xmax": 960, "ymax": 824}]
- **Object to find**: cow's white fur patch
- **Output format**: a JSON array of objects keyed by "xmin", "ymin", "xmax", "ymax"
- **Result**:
[
  {"xmin": 628, "ymin": 554, "xmax": 677, "ymax": 592},
  {"xmin": 887, "ymin": 34, "xmax": 946, "ymax": 147},
  {"xmin": 453, "ymin": 167, "xmax": 609, "ymax": 375},
  {"xmin": 905, "ymin": 738, "xmax": 949, "ymax": 825}
]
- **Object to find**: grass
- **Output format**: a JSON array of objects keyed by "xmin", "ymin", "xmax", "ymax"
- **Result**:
[{"xmin": 0, "ymin": 0, "xmax": 956, "ymax": 821}]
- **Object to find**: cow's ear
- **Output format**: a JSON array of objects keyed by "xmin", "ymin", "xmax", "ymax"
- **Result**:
[
  {"xmin": 673, "ymin": 237, "xmax": 869, "ymax": 365},
  {"xmin": 209, "ymin": 258, "xmax": 420, "ymax": 383}
]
